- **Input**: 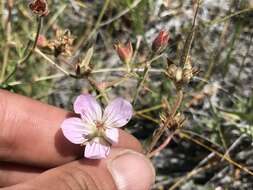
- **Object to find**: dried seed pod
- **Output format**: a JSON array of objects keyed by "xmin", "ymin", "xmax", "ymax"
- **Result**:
[
  {"xmin": 175, "ymin": 67, "xmax": 183, "ymax": 82},
  {"xmin": 166, "ymin": 64, "xmax": 178, "ymax": 80},
  {"xmin": 29, "ymin": 0, "xmax": 49, "ymax": 17},
  {"xmin": 159, "ymin": 111, "xmax": 185, "ymax": 131},
  {"xmin": 48, "ymin": 29, "xmax": 74, "ymax": 57},
  {"xmin": 182, "ymin": 56, "xmax": 193, "ymax": 84},
  {"xmin": 183, "ymin": 69, "xmax": 193, "ymax": 84}
]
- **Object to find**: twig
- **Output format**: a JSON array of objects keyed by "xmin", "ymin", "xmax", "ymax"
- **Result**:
[
  {"xmin": 35, "ymin": 48, "xmax": 71, "ymax": 76},
  {"xmin": 132, "ymin": 35, "xmax": 142, "ymax": 63},
  {"xmin": 132, "ymin": 61, "xmax": 151, "ymax": 105},
  {"xmin": 171, "ymin": 90, "xmax": 183, "ymax": 116},
  {"xmin": 135, "ymin": 104, "xmax": 163, "ymax": 114},
  {"xmin": 132, "ymin": 51, "xmax": 164, "ymax": 105},
  {"xmin": 179, "ymin": 0, "xmax": 200, "ymax": 67},
  {"xmin": 92, "ymin": 67, "xmax": 164, "ymax": 74},
  {"xmin": 7, "ymin": 74, "xmax": 64, "ymax": 86},
  {"xmin": 180, "ymin": 131, "xmax": 253, "ymax": 176},
  {"xmin": 169, "ymin": 163, "xmax": 215, "ymax": 190},
  {"xmin": 0, "ymin": 0, "xmax": 12, "ymax": 83},
  {"xmin": 135, "ymin": 113, "xmax": 159, "ymax": 124},
  {"xmin": 19, "ymin": 18, "xmax": 42, "ymax": 65},
  {"xmin": 147, "ymin": 130, "xmax": 178, "ymax": 158},
  {"xmin": 99, "ymin": 0, "xmax": 142, "ymax": 27},
  {"xmin": 206, "ymin": 7, "xmax": 253, "ymax": 26},
  {"xmin": 74, "ymin": 0, "xmax": 110, "ymax": 51},
  {"xmin": 3, "ymin": 17, "xmax": 43, "ymax": 83}
]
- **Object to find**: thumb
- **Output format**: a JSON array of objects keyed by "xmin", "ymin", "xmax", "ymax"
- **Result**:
[{"xmin": 8, "ymin": 149, "xmax": 155, "ymax": 190}]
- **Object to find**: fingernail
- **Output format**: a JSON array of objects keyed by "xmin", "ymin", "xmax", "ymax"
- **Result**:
[{"xmin": 108, "ymin": 150, "xmax": 155, "ymax": 190}]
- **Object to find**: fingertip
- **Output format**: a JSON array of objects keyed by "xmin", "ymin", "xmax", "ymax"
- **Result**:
[{"xmin": 107, "ymin": 149, "xmax": 155, "ymax": 190}]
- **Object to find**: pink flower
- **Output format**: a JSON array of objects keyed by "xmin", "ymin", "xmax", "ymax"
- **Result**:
[{"xmin": 61, "ymin": 94, "xmax": 133, "ymax": 159}]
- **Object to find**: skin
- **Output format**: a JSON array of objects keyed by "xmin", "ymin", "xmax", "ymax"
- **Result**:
[{"xmin": 0, "ymin": 90, "xmax": 154, "ymax": 190}]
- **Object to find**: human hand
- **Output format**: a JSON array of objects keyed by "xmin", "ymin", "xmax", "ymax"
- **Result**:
[{"xmin": 0, "ymin": 90, "xmax": 155, "ymax": 190}]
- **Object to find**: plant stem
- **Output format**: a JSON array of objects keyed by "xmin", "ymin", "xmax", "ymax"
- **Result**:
[
  {"xmin": 206, "ymin": 7, "xmax": 253, "ymax": 26},
  {"xmin": 99, "ymin": 0, "xmax": 141, "ymax": 27},
  {"xmin": 0, "ymin": 0, "xmax": 12, "ymax": 83},
  {"xmin": 135, "ymin": 104, "xmax": 163, "ymax": 114},
  {"xmin": 135, "ymin": 113, "xmax": 159, "ymax": 124},
  {"xmin": 132, "ymin": 61, "xmax": 151, "ymax": 105},
  {"xmin": 74, "ymin": 0, "xmax": 110, "ymax": 51},
  {"xmin": 35, "ymin": 48, "xmax": 70, "ymax": 76},
  {"xmin": 171, "ymin": 90, "xmax": 183, "ymax": 116},
  {"xmin": 147, "ymin": 130, "xmax": 178, "ymax": 158},
  {"xmin": 180, "ymin": 131, "xmax": 253, "ymax": 176},
  {"xmin": 146, "ymin": 89, "xmax": 184, "ymax": 155},
  {"xmin": 19, "ymin": 17, "xmax": 42, "ymax": 64},
  {"xmin": 3, "ymin": 16, "xmax": 43, "ymax": 83}
]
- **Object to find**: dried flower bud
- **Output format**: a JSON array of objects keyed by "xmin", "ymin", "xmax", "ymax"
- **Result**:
[
  {"xmin": 182, "ymin": 56, "xmax": 194, "ymax": 84},
  {"xmin": 29, "ymin": 0, "xmax": 49, "ymax": 17},
  {"xmin": 48, "ymin": 29, "xmax": 74, "ymax": 57},
  {"xmin": 152, "ymin": 30, "xmax": 170, "ymax": 54},
  {"xmin": 114, "ymin": 41, "xmax": 133, "ymax": 64},
  {"xmin": 160, "ymin": 111, "xmax": 185, "ymax": 131},
  {"xmin": 36, "ymin": 34, "xmax": 47, "ymax": 47}
]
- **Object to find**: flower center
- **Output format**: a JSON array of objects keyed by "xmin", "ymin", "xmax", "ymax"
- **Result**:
[{"xmin": 96, "ymin": 121, "xmax": 104, "ymax": 129}]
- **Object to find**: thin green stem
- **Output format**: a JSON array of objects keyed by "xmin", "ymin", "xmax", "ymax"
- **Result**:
[
  {"xmin": 206, "ymin": 7, "xmax": 253, "ymax": 26},
  {"xmin": 7, "ymin": 73, "xmax": 64, "ymax": 86},
  {"xmin": 180, "ymin": 131, "xmax": 253, "ymax": 176},
  {"xmin": 3, "ymin": 17, "xmax": 43, "ymax": 83},
  {"xmin": 135, "ymin": 104, "xmax": 163, "ymax": 114},
  {"xmin": 19, "ymin": 17, "xmax": 42, "ymax": 65},
  {"xmin": 35, "ymin": 48, "xmax": 70, "ymax": 76},
  {"xmin": 135, "ymin": 113, "xmax": 159, "ymax": 124},
  {"xmin": 75, "ymin": 0, "xmax": 110, "ymax": 51},
  {"xmin": 0, "ymin": 1, "xmax": 12, "ymax": 83}
]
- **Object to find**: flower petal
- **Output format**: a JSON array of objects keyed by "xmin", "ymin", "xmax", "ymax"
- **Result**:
[
  {"xmin": 61, "ymin": 117, "xmax": 91, "ymax": 144},
  {"xmin": 74, "ymin": 94, "xmax": 102, "ymax": 124},
  {"xmin": 105, "ymin": 128, "xmax": 119, "ymax": 144},
  {"xmin": 84, "ymin": 141, "xmax": 110, "ymax": 159},
  {"xmin": 103, "ymin": 98, "xmax": 133, "ymax": 128}
]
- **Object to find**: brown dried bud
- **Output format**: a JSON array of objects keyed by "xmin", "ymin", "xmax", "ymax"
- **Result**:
[
  {"xmin": 29, "ymin": 0, "xmax": 49, "ymax": 17},
  {"xmin": 48, "ymin": 29, "xmax": 74, "ymax": 57},
  {"xmin": 152, "ymin": 30, "xmax": 170, "ymax": 54},
  {"xmin": 160, "ymin": 112, "xmax": 185, "ymax": 131},
  {"xmin": 114, "ymin": 41, "xmax": 133, "ymax": 64}
]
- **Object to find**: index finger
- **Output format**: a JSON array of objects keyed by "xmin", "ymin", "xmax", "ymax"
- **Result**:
[{"xmin": 0, "ymin": 90, "xmax": 141, "ymax": 167}]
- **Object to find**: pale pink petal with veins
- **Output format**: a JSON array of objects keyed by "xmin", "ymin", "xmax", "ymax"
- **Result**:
[
  {"xmin": 105, "ymin": 128, "xmax": 119, "ymax": 144},
  {"xmin": 61, "ymin": 117, "xmax": 92, "ymax": 144},
  {"xmin": 84, "ymin": 141, "xmax": 110, "ymax": 159},
  {"xmin": 74, "ymin": 94, "xmax": 102, "ymax": 124},
  {"xmin": 103, "ymin": 98, "xmax": 133, "ymax": 128}
]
